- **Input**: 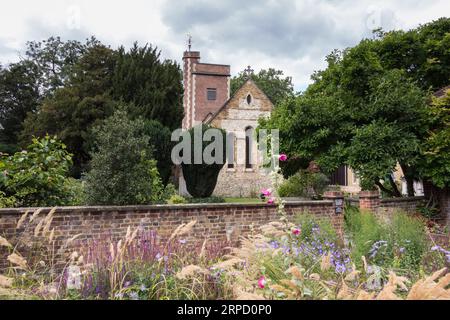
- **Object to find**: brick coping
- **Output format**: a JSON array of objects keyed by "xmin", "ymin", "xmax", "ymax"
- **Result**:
[
  {"xmin": 380, "ymin": 196, "xmax": 425, "ymax": 203},
  {"xmin": 0, "ymin": 200, "xmax": 334, "ymax": 215}
]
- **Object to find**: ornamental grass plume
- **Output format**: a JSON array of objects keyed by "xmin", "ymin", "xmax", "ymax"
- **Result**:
[
  {"xmin": 16, "ymin": 210, "xmax": 30, "ymax": 229},
  {"xmin": 176, "ymin": 265, "xmax": 210, "ymax": 280},
  {"xmin": 168, "ymin": 220, "xmax": 197, "ymax": 242},
  {"xmin": 407, "ymin": 268, "xmax": 450, "ymax": 300},
  {"xmin": 0, "ymin": 275, "xmax": 13, "ymax": 288},
  {"xmin": 0, "ymin": 236, "xmax": 12, "ymax": 248},
  {"xmin": 7, "ymin": 253, "xmax": 28, "ymax": 270}
]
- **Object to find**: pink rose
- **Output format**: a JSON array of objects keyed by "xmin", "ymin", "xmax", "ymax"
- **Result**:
[
  {"xmin": 292, "ymin": 228, "xmax": 301, "ymax": 236},
  {"xmin": 279, "ymin": 154, "xmax": 288, "ymax": 162},
  {"xmin": 258, "ymin": 276, "xmax": 266, "ymax": 289},
  {"xmin": 261, "ymin": 188, "xmax": 272, "ymax": 197},
  {"xmin": 267, "ymin": 197, "xmax": 275, "ymax": 204}
]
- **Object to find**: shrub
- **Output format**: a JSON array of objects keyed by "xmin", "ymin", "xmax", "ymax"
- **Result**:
[
  {"xmin": 179, "ymin": 124, "xmax": 226, "ymax": 198},
  {"xmin": 277, "ymin": 170, "xmax": 329, "ymax": 198},
  {"xmin": 84, "ymin": 109, "xmax": 167, "ymax": 205},
  {"xmin": 64, "ymin": 178, "xmax": 85, "ymax": 206},
  {"xmin": 345, "ymin": 207, "xmax": 428, "ymax": 271},
  {"xmin": 167, "ymin": 194, "xmax": 188, "ymax": 205},
  {"xmin": 0, "ymin": 191, "xmax": 16, "ymax": 208},
  {"xmin": 386, "ymin": 212, "xmax": 427, "ymax": 270},
  {"xmin": 142, "ymin": 120, "xmax": 174, "ymax": 185},
  {"xmin": 0, "ymin": 135, "xmax": 74, "ymax": 207}
]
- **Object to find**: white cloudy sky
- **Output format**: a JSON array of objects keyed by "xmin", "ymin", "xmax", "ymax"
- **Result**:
[{"xmin": 0, "ymin": 0, "xmax": 449, "ymax": 91}]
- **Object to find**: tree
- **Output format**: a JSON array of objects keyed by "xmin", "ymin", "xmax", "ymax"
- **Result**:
[
  {"xmin": 111, "ymin": 43, "xmax": 184, "ymax": 130},
  {"xmin": 180, "ymin": 124, "xmax": 226, "ymax": 198},
  {"xmin": 84, "ymin": 109, "xmax": 167, "ymax": 205},
  {"xmin": 0, "ymin": 135, "xmax": 74, "ymax": 207},
  {"xmin": 24, "ymin": 36, "xmax": 97, "ymax": 95},
  {"xmin": 142, "ymin": 120, "xmax": 174, "ymax": 185},
  {"xmin": 0, "ymin": 60, "xmax": 41, "ymax": 153},
  {"xmin": 20, "ymin": 43, "xmax": 117, "ymax": 176},
  {"xmin": 231, "ymin": 68, "xmax": 294, "ymax": 105},
  {"xmin": 419, "ymin": 89, "xmax": 450, "ymax": 189},
  {"xmin": 260, "ymin": 18, "xmax": 450, "ymax": 197}
]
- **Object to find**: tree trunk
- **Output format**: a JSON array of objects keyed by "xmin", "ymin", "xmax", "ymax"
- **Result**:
[
  {"xmin": 375, "ymin": 177, "xmax": 402, "ymax": 198},
  {"xmin": 387, "ymin": 175, "xmax": 403, "ymax": 198}
]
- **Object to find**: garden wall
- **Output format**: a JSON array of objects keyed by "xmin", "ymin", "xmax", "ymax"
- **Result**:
[{"xmin": 0, "ymin": 200, "xmax": 341, "ymax": 269}]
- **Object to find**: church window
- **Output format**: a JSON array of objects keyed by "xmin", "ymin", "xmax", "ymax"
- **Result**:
[
  {"xmin": 246, "ymin": 94, "xmax": 252, "ymax": 105},
  {"xmin": 207, "ymin": 88, "xmax": 217, "ymax": 100},
  {"xmin": 227, "ymin": 132, "xmax": 235, "ymax": 169},
  {"xmin": 245, "ymin": 127, "xmax": 254, "ymax": 169}
]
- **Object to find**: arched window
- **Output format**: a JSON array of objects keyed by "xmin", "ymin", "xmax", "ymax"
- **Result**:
[
  {"xmin": 246, "ymin": 94, "xmax": 252, "ymax": 105},
  {"xmin": 245, "ymin": 126, "xmax": 254, "ymax": 169},
  {"xmin": 227, "ymin": 132, "xmax": 235, "ymax": 169}
]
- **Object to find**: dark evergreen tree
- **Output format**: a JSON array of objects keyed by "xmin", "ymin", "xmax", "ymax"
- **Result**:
[
  {"xmin": 0, "ymin": 60, "xmax": 41, "ymax": 153},
  {"xmin": 111, "ymin": 43, "xmax": 183, "ymax": 130}
]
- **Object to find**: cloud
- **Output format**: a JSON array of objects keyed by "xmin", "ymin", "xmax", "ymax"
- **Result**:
[{"xmin": 0, "ymin": 0, "xmax": 449, "ymax": 90}]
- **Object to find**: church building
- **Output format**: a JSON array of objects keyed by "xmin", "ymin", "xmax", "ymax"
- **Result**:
[{"xmin": 180, "ymin": 49, "xmax": 274, "ymax": 197}]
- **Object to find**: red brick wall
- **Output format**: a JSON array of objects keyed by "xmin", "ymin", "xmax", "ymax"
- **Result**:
[
  {"xmin": 193, "ymin": 72, "xmax": 229, "ymax": 122},
  {"xmin": 0, "ymin": 201, "xmax": 340, "ymax": 269},
  {"xmin": 182, "ymin": 51, "xmax": 231, "ymax": 128}
]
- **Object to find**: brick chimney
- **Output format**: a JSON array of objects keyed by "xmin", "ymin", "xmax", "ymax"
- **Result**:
[{"xmin": 182, "ymin": 50, "xmax": 230, "ymax": 129}]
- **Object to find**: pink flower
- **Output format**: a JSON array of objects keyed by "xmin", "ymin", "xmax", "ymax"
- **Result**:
[
  {"xmin": 267, "ymin": 197, "xmax": 275, "ymax": 204},
  {"xmin": 258, "ymin": 276, "xmax": 266, "ymax": 289},
  {"xmin": 261, "ymin": 188, "xmax": 272, "ymax": 197},
  {"xmin": 279, "ymin": 153, "xmax": 288, "ymax": 162},
  {"xmin": 292, "ymin": 228, "xmax": 301, "ymax": 236}
]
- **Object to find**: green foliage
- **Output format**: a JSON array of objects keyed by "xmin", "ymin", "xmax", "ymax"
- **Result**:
[
  {"xmin": 187, "ymin": 196, "xmax": 225, "ymax": 204},
  {"xmin": 64, "ymin": 178, "xmax": 85, "ymax": 206},
  {"xmin": 260, "ymin": 18, "xmax": 450, "ymax": 196},
  {"xmin": 345, "ymin": 207, "xmax": 427, "ymax": 271},
  {"xmin": 166, "ymin": 194, "xmax": 188, "ymax": 205},
  {"xmin": 419, "ymin": 89, "xmax": 450, "ymax": 188},
  {"xmin": 295, "ymin": 213, "xmax": 337, "ymax": 244},
  {"xmin": 25, "ymin": 36, "xmax": 94, "ymax": 94},
  {"xmin": 20, "ymin": 41, "xmax": 183, "ymax": 178},
  {"xmin": 142, "ymin": 120, "xmax": 174, "ymax": 185},
  {"xmin": 83, "ymin": 109, "xmax": 167, "ymax": 205},
  {"xmin": 112, "ymin": 43, "xmax": 184, "ymax": 130},
  {"xmin": 0, "ymin": 191, "xmax": 16, "ymax": 208},
  {"xmin": 387, "ymin": 212, "xmax": 427, "ymax": 269},
  {"xmin": 277, "ymin": 170, "xmax": 329, "ymax": 199},
  {"xmin": 231, "ymin": 68, "xmax": 294, "ymax": 105},
  {"xmin": 180, "ymin": 124, "xmax": 227, "ymax": 198},
  {"xmin": 0, "ymin": 135, "xmax": 73, "ymax": 207},
  {"xmin": 20, "ymin": 43, "xmax": 117, "ymax": 177},
  {"xmin": 0, "ymin": 61, "xmax": 41, "ymax": 151}
]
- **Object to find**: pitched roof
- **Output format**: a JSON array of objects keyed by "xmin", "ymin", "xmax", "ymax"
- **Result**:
[{"xmin": 204, "ymin": 79, "xmax": 273, "ymax": 124}]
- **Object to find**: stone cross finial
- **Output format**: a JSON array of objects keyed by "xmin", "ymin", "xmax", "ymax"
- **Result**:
[{"xmin": 244, "ymin": 65, "xmax": 254, "ymax": 79}]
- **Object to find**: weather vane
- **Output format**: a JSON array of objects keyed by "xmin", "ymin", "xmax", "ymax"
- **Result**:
[{"xmin": 187, "ymin": 34, "xmax": 192, "ymax": 52}]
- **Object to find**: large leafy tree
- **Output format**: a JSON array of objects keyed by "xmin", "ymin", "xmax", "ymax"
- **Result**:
[
  {"xmin": 231, "ymin": 68, "xmax": 294, "ymax": 105},
  {"xmin": 419, "ymin": 89, "xmax": 450, "ymax": 189},
  {"xmin": 0, "ymin": 37, "xmax": 98, "ymax": 154},
  {"xmin": 261, "ymin": 18, "xmax": 449, "ymax": 196},
  {"xmin": 0, "ymin": 60, "xmax": 41, "ymax": 153},
  {"xmin": 111, "ymin": 43, "xmax": 184, "ymax": 130},
  {"xmin": 25, "ymin": 36, "xmax": 95, "ymax": 95},
  {"xmin": 20, "ymin": 44, "xmax": 117, "ymax": 176}
]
